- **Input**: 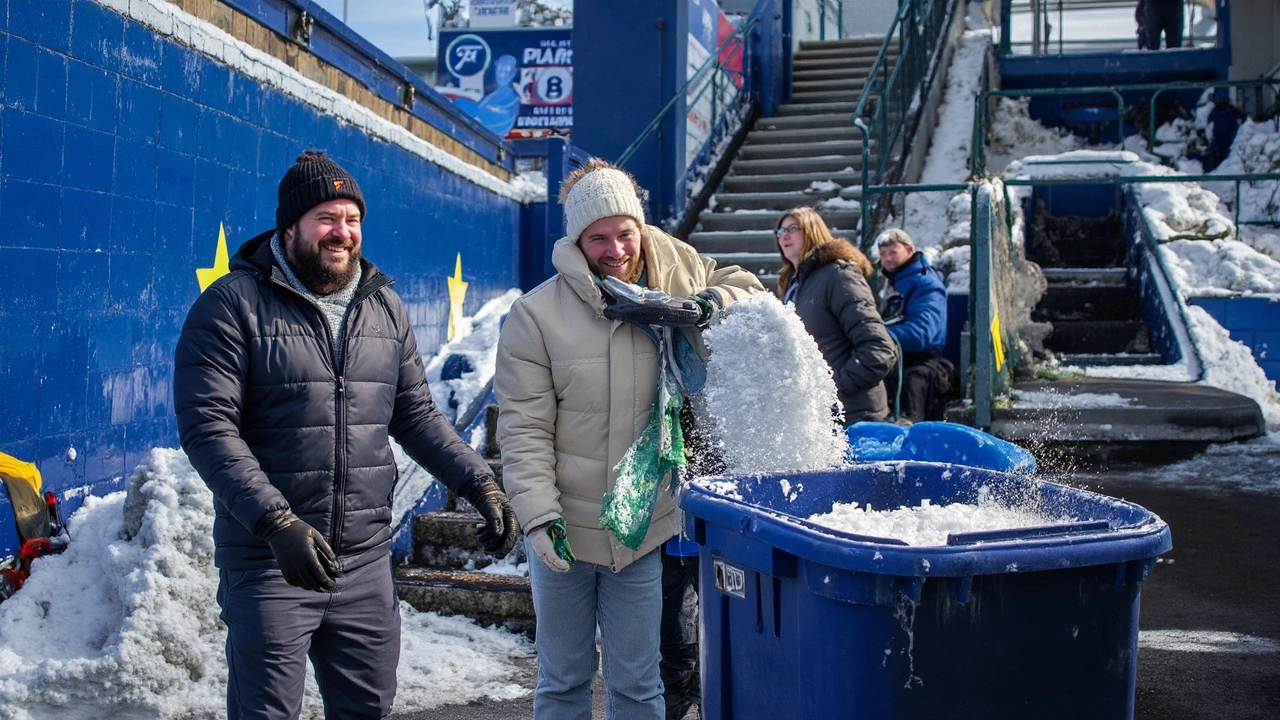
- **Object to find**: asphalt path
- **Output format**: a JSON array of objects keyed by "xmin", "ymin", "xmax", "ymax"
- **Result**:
[{"xmin": 401, "ymin": 451, "xmax": 1280, "ymax": 720}]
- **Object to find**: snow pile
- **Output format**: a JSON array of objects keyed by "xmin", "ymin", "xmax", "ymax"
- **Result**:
[
  {"xmin": 0, "ymin": 449, "xmax": 224, "ymax": 718},
  {"xmin": 1161, "ymin": 238, "xmax": 1280, "ymax": 296},
  {"xmin": 808, "ymin": 495, "xmax": 1066, "ymax": 546},
  {"xmin": 0, "ymin": 449, "xmax": 531, "ymax": 719},
  {"xmin": 985, "ymin": 97, "xmax": 1086, "ymax": 173},
  {"xmin": 701, "ymin": 293, "xmax": 848, "ymax": 475},
  {"xmin": 1208, "ymin": 118, "xmax": 1280, "ymax": 223},
  {"xmin": 1185, "ymin": 305, "xmax": 1280, "ymax": 428},
  {"xmin": 1012, "ymin": 390, "xmax": 1133, "ymax": 409},
  {"xmin": 423, "ymin": 290, "xmax": 521, "ymax": 427}
]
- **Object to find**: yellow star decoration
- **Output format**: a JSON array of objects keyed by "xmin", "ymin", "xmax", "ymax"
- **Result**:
[
  {"xmin": 446, "ymin": 253, "xmax": 469, "ymax": 342},
  {"xmin": 991, "ymin": 311, "xmax": 1006, "ymax": 373},
  {"xmin": 196, "ymin": 223, "xmax": 231, "ymax": 292}
]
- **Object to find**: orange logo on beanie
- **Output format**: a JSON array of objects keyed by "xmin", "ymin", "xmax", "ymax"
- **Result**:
[{"xmin": 333, "ymin": 180, "xmax": 344, "ymax": 191}]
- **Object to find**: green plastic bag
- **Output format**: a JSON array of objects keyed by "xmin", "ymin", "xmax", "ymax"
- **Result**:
[{"xmin": 600, "ymin": 374, "xmax": 686, "ymax": 550}]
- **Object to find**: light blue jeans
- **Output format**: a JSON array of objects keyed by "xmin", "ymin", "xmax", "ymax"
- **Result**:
[{"xmin": 526, "ymin": 539, "xmax": 665, "ymax": 720}]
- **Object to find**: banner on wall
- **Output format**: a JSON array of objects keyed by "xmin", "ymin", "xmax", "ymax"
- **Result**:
[
  {"xmin": 436, "ymin": 28, "xmax": 573, "ymax": 140},
  {"xmin": 685, "ymin": 0, "xmax": 743, "ymax": 169}
]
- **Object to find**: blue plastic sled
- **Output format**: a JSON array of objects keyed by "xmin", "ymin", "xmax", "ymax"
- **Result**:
[{"xmin": 846, "ymin": 421, "xmax": 1036, "ymax": 474}]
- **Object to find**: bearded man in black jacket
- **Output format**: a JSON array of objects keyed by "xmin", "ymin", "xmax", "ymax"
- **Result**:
[{"xmin": 174, "ymin": 151, "xmax": 518, "ymax": 720}]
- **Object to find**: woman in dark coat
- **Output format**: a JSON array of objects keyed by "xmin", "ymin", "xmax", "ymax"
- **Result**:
[{"xmin": 775, "ymin": 206, "xmax": 897, "ymax": 424}]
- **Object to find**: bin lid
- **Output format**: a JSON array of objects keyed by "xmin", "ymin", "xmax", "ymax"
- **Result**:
[{"xmin": 680, "ymin": 461, "xmax": 1171, "ymax": 578}]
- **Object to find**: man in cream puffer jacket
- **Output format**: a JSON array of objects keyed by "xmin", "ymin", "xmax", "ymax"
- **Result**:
[{"xmin": 495, "ymin": 159, "xmax": 760, "ymax": 719}]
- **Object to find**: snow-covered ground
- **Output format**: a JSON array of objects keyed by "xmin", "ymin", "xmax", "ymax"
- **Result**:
[{"xmin": 0, "ymin": 448, "xmax": 533, "ymax": 720}]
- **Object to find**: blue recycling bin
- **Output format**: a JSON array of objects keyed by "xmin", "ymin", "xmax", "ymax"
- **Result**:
[{"xmin": 680, "ymin": 462, "xmax": 1171, "ymax": 720}]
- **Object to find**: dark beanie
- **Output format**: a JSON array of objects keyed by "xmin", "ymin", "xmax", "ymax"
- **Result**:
[{"xmin": 276, "ymin": 151, "xmax": 366, "ymax": 233}]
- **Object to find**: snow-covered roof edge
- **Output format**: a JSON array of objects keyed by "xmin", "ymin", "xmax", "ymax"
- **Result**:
[{"xmin": 101, "ymin": 0, "xmax": 541, "ymax": 203}]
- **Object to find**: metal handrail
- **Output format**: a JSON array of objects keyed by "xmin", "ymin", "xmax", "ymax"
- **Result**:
[
  {"xmin": 971, "ymin": 86, "xmax": 1126, "ymax": 176},
  {"xmin": 1147, "ymin": 78, "xmax": 1280, "ymax": 151},
  {"xmin": 615, "ymin": 14, "xmax": 761, "ymax": 169},
  {"xmin": 854, "ymin": 0, "xmax": 959, "ymax": 249},
  {"xmin": 859, "ymin": 169, "xmax": 1280, "ymax": 423},
  {"xmin": 972, "ymin": 79, "xmax": 1280, "ymax": 177},
  {"xmin": 819, "ymin": 0, "xmax": 844, "ymax": 41}
]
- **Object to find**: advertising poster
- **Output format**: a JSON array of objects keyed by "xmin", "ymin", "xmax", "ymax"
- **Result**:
[
  {"xmin": 436, "ymin": 28, "xmax": 573, "ymax": 140},
  {"xmin": 686, "ymin": 0, "xmax": 743, "ymax": 168}
]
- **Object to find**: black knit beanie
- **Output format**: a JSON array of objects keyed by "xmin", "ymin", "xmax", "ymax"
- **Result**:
[{"xmin": 276, "ymin": 151, "xmax": 366, "ymax": 234}]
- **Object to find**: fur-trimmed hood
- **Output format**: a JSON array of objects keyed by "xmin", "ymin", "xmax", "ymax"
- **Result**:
[{"xmin": 800, "ymin": 238, "xmax": 873, "ymax": 280}]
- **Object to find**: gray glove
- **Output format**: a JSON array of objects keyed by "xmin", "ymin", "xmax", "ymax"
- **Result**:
[
  {"xmin": 263, "ymin": 513, "xmax": 338, "ymax": 592},
  {"xmin": 600, "ymin": 276, "xmax": 715, "ymax": 328}
]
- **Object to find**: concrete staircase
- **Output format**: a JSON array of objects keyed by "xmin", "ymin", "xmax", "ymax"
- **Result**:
[
  {"xmin": 1025, "ymin": 202, "xmax": 1164, "ymax": 366},
  {"xmin": 392, "ymin": 408, "xmax": 536, "ymax": 636},
  {"xmin": 689, "ymin": 38, "xmax": 896, "ymax": 289}
]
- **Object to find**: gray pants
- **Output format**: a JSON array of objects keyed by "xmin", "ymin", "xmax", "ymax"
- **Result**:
[{"xmin": 217, "ymin": 557, "xmax": 401, "ymax": 719}]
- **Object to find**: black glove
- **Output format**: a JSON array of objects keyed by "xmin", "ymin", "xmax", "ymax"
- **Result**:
[
  {"xmin": 264, "ymin": 514, "xmax": 338, "ymax": 592},
  {"xmin": 599, "ymin": 276, "xmax": 714, "ymax": 328},
  {"xmin": 457, "ymin": 476, "xmax": 520, "ymax": 557}
]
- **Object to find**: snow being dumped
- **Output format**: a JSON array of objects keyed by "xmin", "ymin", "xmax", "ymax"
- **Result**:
[
  {"xmin": 808, "ymin": 493, "xmax": 1065, "ymax": 546},
  {"xmin": 699, "ymin": 293, "xmax": 848, "ymax": 475},
  {"xmin": 0, "ymin": 449, "xmax": 531, "ymax": 719}
]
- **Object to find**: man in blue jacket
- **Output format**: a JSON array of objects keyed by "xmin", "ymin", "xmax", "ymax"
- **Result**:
[
  {"xmin": 876, "ymin": 229, "xmax": 957, "ymax": 423},
  {"xmin": 174, "ymin": 151, "xmax": 518, "ymax": 719}
]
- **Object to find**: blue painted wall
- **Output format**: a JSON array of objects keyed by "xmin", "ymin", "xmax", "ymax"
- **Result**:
[
  {"xmin": 0, "ymin": 0, "xmax": 525, "ymax": 555},
  {"xmin": 1190, "ymin": 297, "xmax": 1280, "ymax": 382}
]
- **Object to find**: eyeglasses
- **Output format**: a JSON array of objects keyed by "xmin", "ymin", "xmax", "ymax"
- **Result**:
[{"xmin": 775, "ymin": 224, "xmax": 801, "ymax": 238}]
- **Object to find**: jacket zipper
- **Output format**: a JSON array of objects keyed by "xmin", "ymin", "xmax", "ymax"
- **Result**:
[{"xmin": 267, "ymin": 267, "xmax": 394, "ymax": 563}]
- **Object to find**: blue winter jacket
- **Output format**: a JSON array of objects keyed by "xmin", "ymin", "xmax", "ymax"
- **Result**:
[
  {"xmin": 880, "ymin": 252, "xmax": 947, "ymax": 357},
  {"xmin": 174, "ymin": 230, "xmax": 491, "ymax": 572}
]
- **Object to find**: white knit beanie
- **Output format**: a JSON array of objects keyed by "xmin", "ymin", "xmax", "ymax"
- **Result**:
[{"xmin": 563, "ymin": 168, "xmax": 647, "ymax": 242}]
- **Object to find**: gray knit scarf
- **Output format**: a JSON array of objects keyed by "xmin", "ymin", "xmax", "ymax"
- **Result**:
[{"xmin": 271, "ymin": 233, "xmax": 362, "ymax": 368}]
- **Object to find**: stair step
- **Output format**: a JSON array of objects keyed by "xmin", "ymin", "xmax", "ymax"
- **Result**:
[
  {"xmin": 738, "ymin": 139, "xmax": 863, "ymax": 160},
  {"xmin": 1033, "ymin": 284, "xmax": 1142, "ymax": 322},
  {"xmin": 723, "ymin": 170, "xmax": 862, "ymax": 194},
  {"xmin": 413, "ymin": 511, "xmax": 504, "ymax": 568},
  {"xmin": 791, "ymin": 90, "xmax": 865, "ymax": 104},
  {"xmin": 775, "ymin": 101, "xmax": 857, "ymax": 116},
  {"xmin": 730, "ymin": 155, "xmax": 865, "ymax": 175},
  {"xmin": 793, "ymin": 66, "xmax": 879, "ymax": 82},
  {"xmin": 745, "ymin": 126, "xmax": 867, "ymax": 145},
  {"xmin": 394, "ymin": 567, "xmax": 535, "ymax": 635},
  {"xmin": 704, "ymin": 251, "xmax": 784, "ymax": 278},
  {"xmin": 697, "ymin": 209, "xmax": 861, "ymax": 233},
  {"xmin": 1057, "ymin": 352, "xmax": 1166, "ymax": 366},
  {"xmin": 1045, "ymin": 320, "xmax": 1153, "ymax": 355},
  {"xmin": 688, "ymin": 230, "xmax": 780, "ymax": 254},
  {"xmin": 793, "ymin": 56, "xmax": 893, "ymax": 74},
  {"xmin": 795, "ymin": 46, "xmax": 895, "ymax": 62},
  {"xmin": 711, "ymin": 189, "xmax": 848, "ymax": 211},
  {"xmin": 1041, "ymin": 267, "xmax": 1128, "ymax": 286},
  {"xmin": 754, "ymin": 113, "xmax": 855, "ymax": 131},
  {"xmin": 792, "ymin": 78, "xmax": 867, "ymax": 94},
  {"xmin": 798, "ymin": 38, "xmax": 897, "ymax": 52}
]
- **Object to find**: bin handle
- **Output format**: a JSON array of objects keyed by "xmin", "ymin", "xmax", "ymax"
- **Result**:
[{"xmin": 946, "ymin": 520, "xmax": 1111, "ymax": 546}]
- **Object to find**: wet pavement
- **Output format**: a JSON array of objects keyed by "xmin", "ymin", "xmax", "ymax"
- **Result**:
[{"xmin": 401, "ymin": 440, "xmax": 1280, "ymax": 720}]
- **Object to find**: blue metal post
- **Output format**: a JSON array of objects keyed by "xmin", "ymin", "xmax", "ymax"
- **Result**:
[{"xmin": 572, "ymin": 0, "xmax": 687, "ymax": 222}]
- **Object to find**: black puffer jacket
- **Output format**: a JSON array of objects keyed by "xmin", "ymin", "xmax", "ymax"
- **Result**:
[
  {"xmin": 174, "ymin": 230, "xmax": 490, "ymax": 572},
  {"xmin": 789, "ymin": 239, "xmax": 897, "ymax": 423}
]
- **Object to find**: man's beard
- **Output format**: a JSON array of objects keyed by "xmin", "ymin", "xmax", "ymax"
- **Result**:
[{"xmin": 287, "ymin": 232, "xmax": 361, "ymax": 295}]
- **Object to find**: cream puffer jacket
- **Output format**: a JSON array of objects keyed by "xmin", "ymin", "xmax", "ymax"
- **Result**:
[{"xmin": 495, "ymin": 225, "xmax": 762, "ymax": 571}]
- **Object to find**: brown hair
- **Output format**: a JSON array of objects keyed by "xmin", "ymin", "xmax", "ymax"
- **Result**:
[
  {"xmin": 557, "ymin": 157, "xmax": 642, "ymax": 203},
  {"xmin": 775, "ymin": 206, "xmax": 838, "ymax": 297}
]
